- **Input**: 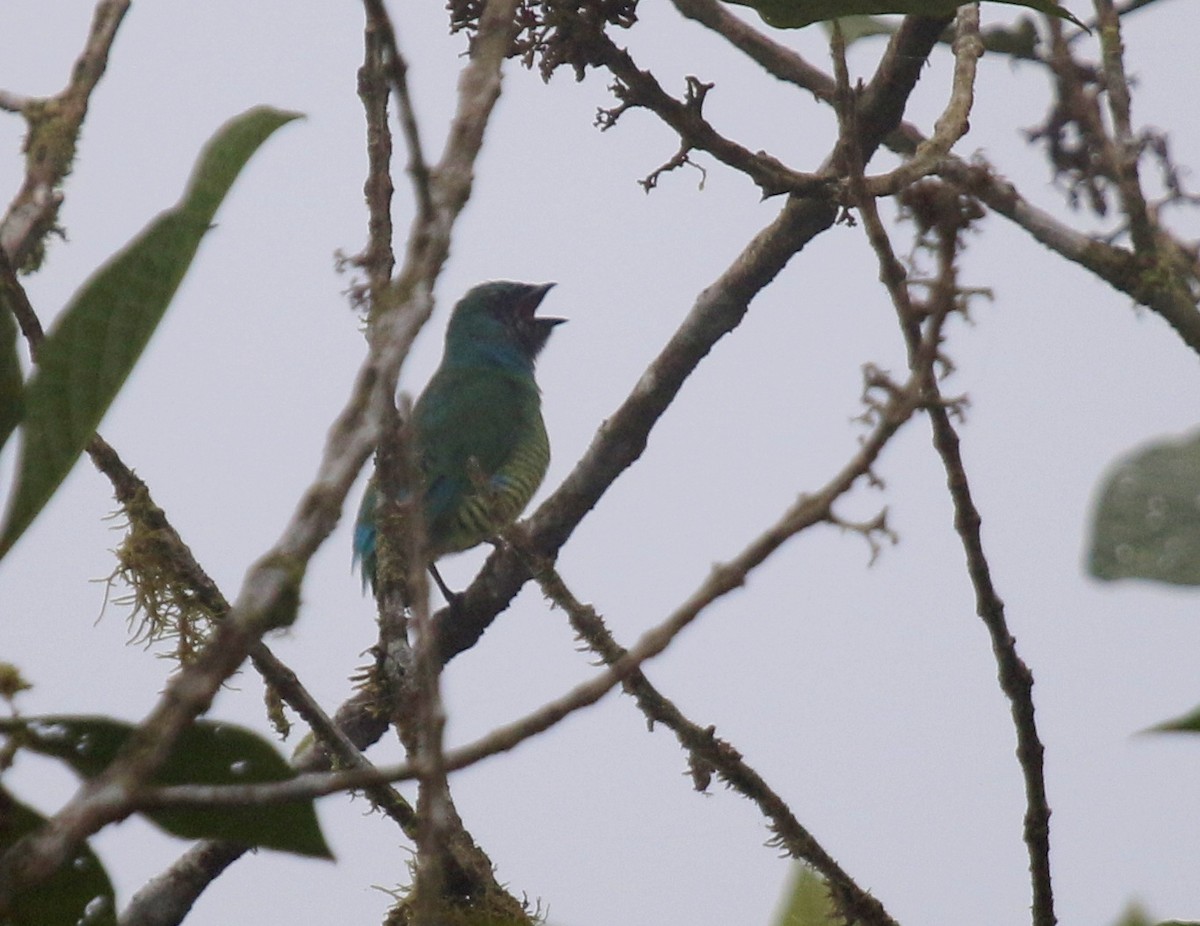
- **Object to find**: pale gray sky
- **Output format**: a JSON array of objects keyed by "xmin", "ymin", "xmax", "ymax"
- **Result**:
[{"xmin": 3, "ymin": 3, "xmax": 1200, "ymax": 925}]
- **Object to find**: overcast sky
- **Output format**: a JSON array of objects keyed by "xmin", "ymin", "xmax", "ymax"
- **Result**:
[{"xmin": 3, "ymin": 2, "xmax": 1200, "ymax": 925}]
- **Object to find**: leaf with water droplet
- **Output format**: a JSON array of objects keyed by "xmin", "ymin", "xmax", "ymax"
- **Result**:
[
  {"xmin": 1088, "ymin": 431, "xmax": 1200, "ymax": 586},
  {"xmin": 0, "ymin": 715, "xmax": 331, "ymax": 858},
  {"xmin": 0, "ymin": 786, "xmax": 117, "ymax": 926}
]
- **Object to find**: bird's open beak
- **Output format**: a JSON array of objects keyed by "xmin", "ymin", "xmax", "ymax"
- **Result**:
[{"xmin": 522, "ymin": 282, "xmax": 565, "ymax": 327}]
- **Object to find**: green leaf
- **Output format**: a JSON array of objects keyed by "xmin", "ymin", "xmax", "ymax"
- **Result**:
[
  {"xmin": 0, "ymin": 786, "xmax": 117, "ymax": 926},
  {"xmin": 722, "ymin": 0, "xmax": 1083, "ymax": 30},
  {"xmin": 1111, "ymin": 907, "xmax": 1154, "ymax": 926},
  {"xmin": 1151, "ymin": 704, "xmax": 1200, "ymax": 734},
  {"xmin": 1109, "ymin": 901, "xmax": 1200, "ymax": 926},
  {"xmin": 0, "ymin": 106, "xmax": 302, "ymax": 561},
  {"xmin": 770, "ymin": 866, "xmax": 839, "ymax": 926},
  {"xmin": 0, "ymin": 715, "xmax": 332, "ymax": 858},
  {"xmin": 1087, "ymin": 430, "xmax": 1200, "ymax": 586},
  {"xmin": 0, "ymin": 297, "xmax": 21, "ymax": 456}
]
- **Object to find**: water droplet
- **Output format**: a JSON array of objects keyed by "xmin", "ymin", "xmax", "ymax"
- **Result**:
[
  {"xmin": 30, "ymin": 721, "xmax": 70, "ymax": 743},
  {"xmin": 81, "ymin": 894, "xmax": 112, "ymax": 924}
]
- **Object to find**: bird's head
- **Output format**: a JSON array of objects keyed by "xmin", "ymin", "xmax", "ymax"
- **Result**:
[{"xmin": 445, "ymin": 281, "xmax": 565, "ymax": 371}]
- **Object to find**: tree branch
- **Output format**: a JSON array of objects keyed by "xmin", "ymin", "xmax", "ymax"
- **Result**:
[
  {"xmin": 539, "ymin": 570, "xmax": 901, "ymax": 926},
  {"xmin": 863, "ymin": 6, "xmax": 981, "ymax": 197},
  {"xmin": 938, "ymin": 156, "xmax": 1200, "ymax": 355},
  {"xmin": 362, "ymin": 0, "xmax": 432, "ymax": 223},
  {"xmin": 0, "ymin": 0, "xmax": 130, "ymax": 269},
  {"xmin": 834, "ymin": 23, "xmax": 1056, "ymax": 926},
  {"xmin": 1093, "ymin": 0, "xmax": 1153, "ymax": 251},
  {"xmin": 670, "ymin": 0, "xmax": 1200, "ymax": 355},
  {"xmin": 593, "ymin": 40, "xmax": 833, "ymax": 198},
  {"xmin": 351, "ymin": 7, "xmax": 397, "ymax": 304},
  {"xmin": 670, "ymin": 0, "xmax": 837, "ymax": 104}
]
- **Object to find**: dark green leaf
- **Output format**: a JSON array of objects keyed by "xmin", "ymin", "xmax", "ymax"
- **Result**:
[
  {"xmin": 1149, "ymin": 704, "xmax": 1200, "ymax": 734},
  {"xmin": 1087, "ymin": 430, "xmax": 1200, "ymax": 586},
  {"xmin": 0, "ymin": 786, "xmax": 116, "ymax": 926},
  {"xmin": 1109, "ymin": 902, "xmax": 1200, "ymax": 926},
  {"xmin": 722, "ymin": 0, "xmax": 1082, "ymax": 30},
  {"xmin": 770, "ymin": 866, "xmax": 839, "ymax": 926},
  {"xmin": 1111, "ymin": 907, "xmax": 1154, "ymax": 926},
  {"xmin": 0, "ymin": 106, "xmax": 302, "ymax": 561},
  {"xmin": 0, "ymin": 715, "xmax": 331, "ymax": 859}
]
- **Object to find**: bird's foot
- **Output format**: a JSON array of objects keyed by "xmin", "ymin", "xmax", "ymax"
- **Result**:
[
  {"xmin": 428, "ymin": 564, "xmax": 465, "ymax": 616},
  {"xmin": 443, "ymin": 590, "xmax": 467, "ymax": 620}
]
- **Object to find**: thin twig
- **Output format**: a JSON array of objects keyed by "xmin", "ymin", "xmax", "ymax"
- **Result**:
[
  {"xmin": 0, "ymin": 0, "xmax": 131, "ymax": 268},
  {"xmin": 1092, "ymin": 0, "xmax": 1152, "ymax": 254},
  {"xmin": 592, "ymin": 38, "xmax": 834, "ymax": 198},
  {"xmin": 250, "ymin": 643, "xmax": 417, "ymax": 827},
  {"xmin": 355, "ymin": 14, "xmax": 397, "ymax": 301},
  {"xmin": 670, "ymin": 0, "xmax": 837, "ymax": 103},
  {"xmin": 834, "ymin": 23, "xmax": 1056, "ymax": 926},
  {"xmin": 362, "ymin": 0, "xmax": 433, "ymax": 222},
  {"xmin": 0, "ymin": 248, "xmax": 43, "ymax": 358},
  {"xmin": 863, "ymin": 6, "xmax": 982, "ymax": 196},
  {"xmin": 928, "ymin": 405, "xmax": 1057, "ymax": 926},
  {"xmin": 851, "ymin": 14, "xmax": 955, "ymax": 161},
  {"xmin": 941, "ymin": 154, "xmax": 1200, "ymax": 354},
  {"xmin": 540, "ymin": 571, "xmax": 903, "ymax": 923},
  {"xmin": 0, "ymin": 90, "xmax": 31, "ymax": 113}
]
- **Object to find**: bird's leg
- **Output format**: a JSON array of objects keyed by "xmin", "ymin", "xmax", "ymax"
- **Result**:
[{"xmin": 428, "ymin": 563, "xmax": 464, "ymax": 612}]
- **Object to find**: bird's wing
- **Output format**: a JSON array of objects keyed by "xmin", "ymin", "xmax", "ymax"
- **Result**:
[
  {"xmin": 352, "ymin": 477, "xmax": 379, "ymax": 591},
  {"xmin": 413, "ymin": 368, "xmax": 543, "ymax": 545}
]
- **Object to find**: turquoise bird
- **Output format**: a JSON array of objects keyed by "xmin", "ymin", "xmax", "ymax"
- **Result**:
[{"xmin": 354, "ymin": 280, "xmax": 564, "ymax": 598}]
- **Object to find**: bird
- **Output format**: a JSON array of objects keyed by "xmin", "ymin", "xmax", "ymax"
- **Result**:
[{"xmin": 353, "ymin": 280, "xmax": 564, "ymax": 600}]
